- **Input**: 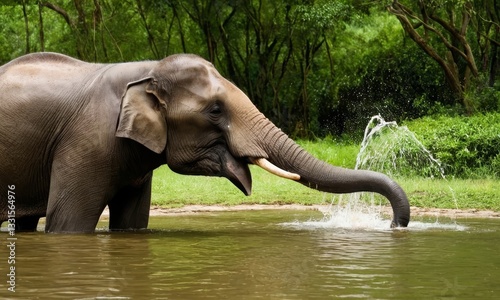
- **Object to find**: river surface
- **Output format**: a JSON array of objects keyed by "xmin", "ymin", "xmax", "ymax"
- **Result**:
[{"xmin": 1, "ymin": 210, "xmax": 499, "ymax": 299}]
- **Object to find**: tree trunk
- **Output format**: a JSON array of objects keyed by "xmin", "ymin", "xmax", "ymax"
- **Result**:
[
  {"xmin": 489, "ymin": 28, "xmax": 499, "ymax": 87},
  {"xmin": 22, "ymin": 0, "xmax": 30, "ymax": 54},
  {"xmin": 38, "ymin": 0, "xmax": 45, "ymax": 51},
  {"xmin": 135, "ymin": 0, "xmax": 159, "ymax": 59}
]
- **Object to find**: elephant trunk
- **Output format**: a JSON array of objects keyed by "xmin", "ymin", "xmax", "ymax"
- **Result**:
[{"xmin": 256, "ymin": 128, "xmax": 410, "ymax": 228}]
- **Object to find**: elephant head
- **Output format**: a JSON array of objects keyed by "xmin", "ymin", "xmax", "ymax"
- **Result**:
[{"xmin": 116, "ymin": 54, "xmax": 410, "ymax": 227}]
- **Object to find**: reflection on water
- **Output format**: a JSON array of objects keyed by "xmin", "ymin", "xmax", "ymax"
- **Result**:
[{"xmin": 1, "ymin": 210, "xmax": 499, "ymax": 299}]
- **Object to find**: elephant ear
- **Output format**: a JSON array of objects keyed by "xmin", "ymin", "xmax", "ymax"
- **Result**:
[{"xmin": 116, "ymin": 78, "xmax": 167, "ymax": 154}]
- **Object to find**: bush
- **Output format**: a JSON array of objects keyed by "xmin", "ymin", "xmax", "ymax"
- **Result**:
[{"xmin": 405, "ymin": 113, "xmax": 500, "ymax": 178}]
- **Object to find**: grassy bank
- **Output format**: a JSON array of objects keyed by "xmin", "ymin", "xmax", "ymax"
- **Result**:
[{"xmin": 151, "ymin": 139, "xmax": 500, "ymax": 211}]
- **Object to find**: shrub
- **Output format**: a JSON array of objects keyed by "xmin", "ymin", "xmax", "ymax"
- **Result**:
[{"xmin": 405, "ymin": 113, "xmax": 500, "ymax": 178}]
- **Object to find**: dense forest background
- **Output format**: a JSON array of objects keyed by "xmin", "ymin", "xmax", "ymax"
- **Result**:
[{"xmin": 1, "ymin": 0, "xmax": 499, "ymax": 139}]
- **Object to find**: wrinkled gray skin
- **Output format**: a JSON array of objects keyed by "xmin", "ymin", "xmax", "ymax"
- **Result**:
[{"xmin": 0, "ymin": 53, "xmax": 410, "ymax": 233}]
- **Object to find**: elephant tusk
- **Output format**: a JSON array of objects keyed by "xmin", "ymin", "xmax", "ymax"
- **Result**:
[{"xmin": 250, "ymin": 158, "xmax": 301, "ymax": 181}]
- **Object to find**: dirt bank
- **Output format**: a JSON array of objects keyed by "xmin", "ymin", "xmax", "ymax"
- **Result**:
[{"xmin": 101, "ymin": 205, "xmax": 500, "ymax": 219}]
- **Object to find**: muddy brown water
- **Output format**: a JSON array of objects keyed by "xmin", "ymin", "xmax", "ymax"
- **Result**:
[{"xmin": 1, "ymin": 210, "xmax": 499, "ymax": 299}]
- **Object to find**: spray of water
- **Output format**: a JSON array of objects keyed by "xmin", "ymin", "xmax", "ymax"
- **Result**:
[
  {"xmin": 356, "ymin": 115, "xmax": 445, "ymax": 178},
  {"xmin": 284, "ymin": 115, "xmax": 464, "ymax": 231}
]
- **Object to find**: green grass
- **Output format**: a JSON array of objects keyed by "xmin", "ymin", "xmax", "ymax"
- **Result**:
[
  {"xmin": 151, "ymin": 139, "xmax": 500, "ymax": 211},
  {"xmin": 398, "ymin": 178, "xmax": 500, "ymax": 210},
  {"xmin": 294, "ymin": 138, "xmax": 359, "ymax": 167},
  {"xmin": 152, "ymin": 165, "xmax": 327, "ymax": 208}
]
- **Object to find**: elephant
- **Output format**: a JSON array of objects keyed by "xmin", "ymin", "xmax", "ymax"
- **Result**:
[{"xmin": 0, "ymin": 52, "xmax": 410, "ymax": 233}]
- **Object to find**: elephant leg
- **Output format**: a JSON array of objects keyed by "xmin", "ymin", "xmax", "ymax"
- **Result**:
[
  {"xmin": 45, "ymin": 160, "xmax": 109, "ymax": 233},
  {"xmin": 46, "ymin": 192, "xmax": 105, "ymax": 233},
  {"xmin": 45, "ymin": 183, "xmax": 107, "ymax": 233},
  {"xmin": 108, "ymin": 174, "xmax": 152, "ymax": 231},
  {"xmin": 15, "ymin": 216, "xmax": 40, "ymax": 232}
]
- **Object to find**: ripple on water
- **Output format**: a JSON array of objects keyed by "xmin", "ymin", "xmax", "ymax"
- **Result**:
[{"xmin": 281, "ymin": 209, "xmax": 468, "ymax": 232}]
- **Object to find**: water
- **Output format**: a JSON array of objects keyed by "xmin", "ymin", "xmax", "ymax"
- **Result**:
[
  {"xmin": 1, "ymin": 211, "xmax": 499, "ymax": 299},
  {"xmin": 287, "ymin": 210, "xmax": 468, "ymax": 231},
  {"xmin": 321, "ymin": 115, "xmax": 458, "ymax": 229},
  {"xmin": 356, "ymin": 115, "xmax": 445, "ymax": 178}
]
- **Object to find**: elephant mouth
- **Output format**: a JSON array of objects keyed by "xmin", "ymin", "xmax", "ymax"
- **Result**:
[{"xmin": 223, "ymin": 155, "xmax": 300, "ymax": 196}]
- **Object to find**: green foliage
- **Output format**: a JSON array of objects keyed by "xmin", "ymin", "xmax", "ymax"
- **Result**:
[
  {"xmin": 321, "ymin": 9, "xmax": 457, "ymax": 136},
  {"xmin": 465, "ymin": 77, "xmax": 500, "ymax": 112},
  {"xmin": 0, "ymin": 4, "xmax": 28, "ymax": 62},
  {"xmin": 405, "ymin": 112, "xmax": 500, "ymax": 178},
  {"xmin": 0, "ymin": 0, "xmax": 498, "ymax": 139},
  {"xmin": 295, "ymin": 1, "xmax": 351, "ymax": 29}
]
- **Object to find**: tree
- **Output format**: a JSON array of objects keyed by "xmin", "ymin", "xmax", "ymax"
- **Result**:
[
  {"xmin": 41, "ymin": 1, "xmax": 105, "ymax": 61},
  {"xmin": 388, "ymin": 0, "xmax": 476, "ymax": 113},
  {"xmin": 387, "ymin": 0, "xmax": 500, "ymax": 114},
  {"xmin": 3, "ymin": 1, "xmax": 495, "ymax": 138}
]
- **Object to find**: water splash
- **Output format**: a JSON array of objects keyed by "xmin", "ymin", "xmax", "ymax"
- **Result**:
[
  {"xmin": 356, "ymin": 115, "xmax": 445, "ymax": 178},
  {"xmin": 301, "ymin": 204, "xmax": 391, "ymax": 231},
  {"xmin": 291, "ymin": 115, "xmax": 463, "ymax": 231},
  {"xmin": 283, "ymin": 217, "xmax": 467, "ymax": 231}
]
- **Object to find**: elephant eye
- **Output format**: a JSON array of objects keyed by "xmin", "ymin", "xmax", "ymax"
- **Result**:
[{"xmin": 210, "ymin": 104, "xmax": 222, "ymax": 116}]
